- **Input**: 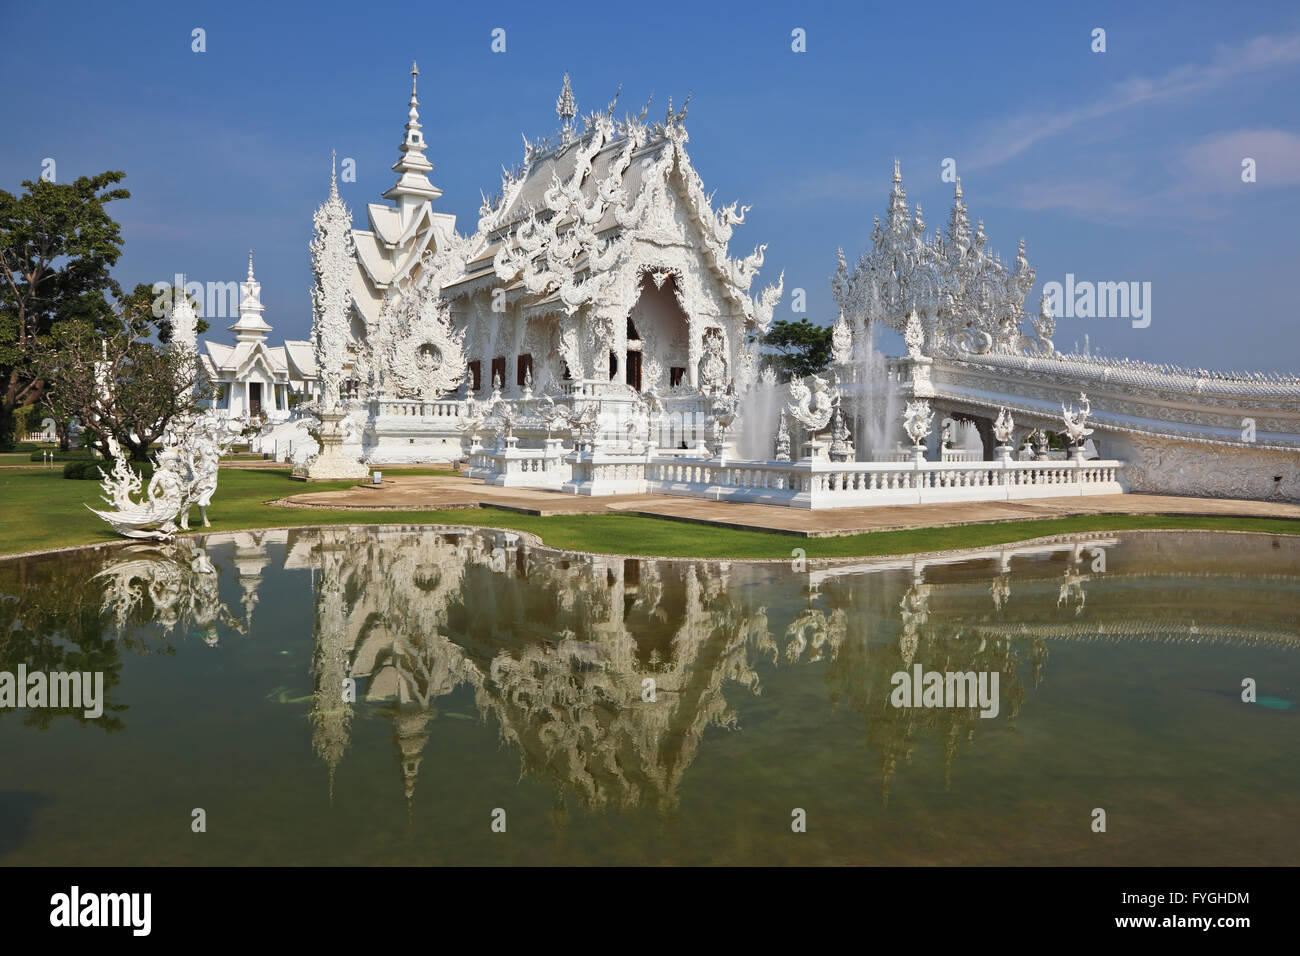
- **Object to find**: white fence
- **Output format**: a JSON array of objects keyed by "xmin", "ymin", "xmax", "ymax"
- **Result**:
[
  {"xmin": 465, "ymin": 442, "xmax": 1125, "ymax": 508},
  {"xmin": 644, "ymin": 456, "xmax": 1125, "ymax": 508}
]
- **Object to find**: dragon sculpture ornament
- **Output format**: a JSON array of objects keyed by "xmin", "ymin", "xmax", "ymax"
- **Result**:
[
  {"xmin": 993, "ymin": 406, "xmax": 1015, "ymax": 446},
  {"xmin": 1061, "ymin": 392, "xmax": 1094, "ymax": 449},
  {"xmin": 90, "ymin": 413, "xmax": 244, "ymax": 540},
  {"xmin": 902, "ymin": 400, "xmax": 935, "ymax": 448},
  {"xmin": 785, "ymin": 374, "xmax": 838, "ymax": 434}
]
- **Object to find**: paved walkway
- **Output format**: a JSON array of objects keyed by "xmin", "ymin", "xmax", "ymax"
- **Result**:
[{"xmin": 275, "ymin": 475, "xmax": 1300, "ymax": 537}]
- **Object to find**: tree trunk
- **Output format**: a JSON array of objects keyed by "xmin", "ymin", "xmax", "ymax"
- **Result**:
[{"xmin": 0, "ymin": 366, "xmax": 18, "ymax": 449}]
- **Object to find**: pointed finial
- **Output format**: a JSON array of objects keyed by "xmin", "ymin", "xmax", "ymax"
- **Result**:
[
  {"xmin": 404, "ymin": 63, "xmax": 423, "ymax": 134},
  {"xmin": 330, "ymin": 149, "xmax": 338, "ymax": 197},
  {"xmin": 556, "ymin": 72, "xmax": 576, "ymax": 121},
  {"xmin": 954, "ymin": 176, "xmax": 963, "ymax": 199},
  {"xmin": 556, "ymin": 73, "xmax": 577, "ymax": 144},
  {"xmin": 893, "ymin": 158, "xmax": 901, "ymax": 183},
  {"xmin": 247, "ymin": 249, "xmax": 255, "ymax": 280}
]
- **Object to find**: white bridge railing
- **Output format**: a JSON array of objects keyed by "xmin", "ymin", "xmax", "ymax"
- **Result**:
[
  {"xmin": 644, "ymin": 456, "xmax": 1125, "ymax": 508},
  {"xmin": 465, "ymin": 440, "xmax": 1125, "ymax": 507}
]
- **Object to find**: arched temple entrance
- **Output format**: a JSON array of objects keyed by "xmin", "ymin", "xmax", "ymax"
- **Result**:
[{"xmin": 625, "ymin": 271, "xmax": 691, "ymax": 393}]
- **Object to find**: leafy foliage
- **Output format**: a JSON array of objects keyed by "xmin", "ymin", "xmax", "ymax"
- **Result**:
[
  {"xmin": 30, "ymin": 315, "xmax": 210, "ymax": 461},
  {"xmin": 0, "ymin": 172, "xmax": 130, "ymax": 447},
  {"xmin": 762, "ymin": 318, "xmax": 834, "ymax": 379}
]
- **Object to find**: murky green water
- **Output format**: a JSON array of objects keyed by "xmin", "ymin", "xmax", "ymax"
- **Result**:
[{"xmin": 1, "ymin": 528, "xmax": 1296, "ymax": 865}]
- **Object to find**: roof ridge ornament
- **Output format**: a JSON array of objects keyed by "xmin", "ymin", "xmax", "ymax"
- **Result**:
[{"xmin": 557, "ymin": 73, "xmax": 577, "ymax": 144}]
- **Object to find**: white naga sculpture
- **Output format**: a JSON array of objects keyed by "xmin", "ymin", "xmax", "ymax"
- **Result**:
[
  {"xmin": 786, "ymin": 374, "xmax": 839, "ymax": 459},
  {"xmin": 902, "ymin": 400, "xmax": 934, "ymax": 448},
  {"xmin": 89, "ymin": 440, "xmax": 188, "ymax": 541},
  {"xmin": 1061, "ymin": 392, "xmax": 1093, "ymax": 449},
  {"xmin": 90, "ymin": 413, "xmax": 241, "ymax": 541},
  {"xmin": 786, "ymin": 374, "xmax": 837, "ymax": 433}
]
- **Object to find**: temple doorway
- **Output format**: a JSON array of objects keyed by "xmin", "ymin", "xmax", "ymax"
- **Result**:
[
  {"xmin": 626, "ymin": 350, "xmax": 643, "ymax": 391},
  {"xmin": 626, "ymin": 271, "xmax": 690, "ymax": 391}
]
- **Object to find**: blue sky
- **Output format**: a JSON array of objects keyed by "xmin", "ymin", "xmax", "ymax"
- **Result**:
[{"xmin": 2, "ymin": 0, "xmax": 1298, "ymax": 370}]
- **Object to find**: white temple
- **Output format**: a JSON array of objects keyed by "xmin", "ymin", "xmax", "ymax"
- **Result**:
[
  {"xmin": 304, "ymin": 65, "xmax": 781, "ymax": 467},
  {"xmin": 199, "ymin": 252, "xmax": 318, "ymax": 423},
  {"xmin": 288, "ymin": 65, "xmax": 1298, "ymax": 504}
]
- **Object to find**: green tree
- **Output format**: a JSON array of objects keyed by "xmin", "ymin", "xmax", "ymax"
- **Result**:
[
  {"xmin": 0, "ymin": 172, "xmax": 129, "ymax": 448},
  {"xmin": 31, "ymin": 310, "xmax": 209, "ymax": 461},
  {"xmin": 118, "ymin": 280, "xmax": 208, "ymax": 344},
  {"xmin": 762, "ymin": 318, "xmax": 834, "ymax": 379}
]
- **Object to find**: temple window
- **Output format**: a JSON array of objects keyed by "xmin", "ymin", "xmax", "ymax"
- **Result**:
[
  {"xmin": 517, "ymin": 353, "xmax": 533, "ymax": 387},
  {"xmin": 609, "ymin": 351, "xmax": 619, "ymax": 379},
  {"xmin": 468, "ymin": 360, "xmax": 482, "ymax": 391},
  {"xmin": 491, "ymin": 356, "xmax": 506, "ymax": 390},
  {"xmin": 670, "ymin": 366, "xmax": 686, "ymax": 387}
]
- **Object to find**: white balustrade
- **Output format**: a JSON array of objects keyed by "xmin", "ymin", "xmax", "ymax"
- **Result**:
[
  {"xmin": 374, "ymin": 399, "xmax": 467, "ymax": 420},
  {"xmin": 643, "ymin": 456, "xmax": 1125, "ymax": 508}
]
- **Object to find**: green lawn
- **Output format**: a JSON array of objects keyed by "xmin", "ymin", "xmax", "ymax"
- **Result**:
[{"xmin": 0, "ymin": 466, "xmax": 1295, "ymax": 560}]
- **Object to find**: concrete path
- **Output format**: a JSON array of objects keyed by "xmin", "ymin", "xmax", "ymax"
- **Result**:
[{"xmin": 275, "ymin": 475, "xmax": 1300, "ymax": 537}]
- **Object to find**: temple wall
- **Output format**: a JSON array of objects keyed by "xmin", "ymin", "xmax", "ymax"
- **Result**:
[{"xmin": 1104, "ymin": 432, "xmax": 1300, "ymax": 502}]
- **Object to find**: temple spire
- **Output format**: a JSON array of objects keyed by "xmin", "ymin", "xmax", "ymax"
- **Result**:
[
  {"xmin": 230, "ymin": 250, "xmax": 270, "ymax": 342},
  {"xmin": 946, "ymin": 177, "xmax": 970, "ymax": 254},
  {"xmin": 384, "ymin": 61, "xmax": 441, "ymax": 211},
  {"xmin": 887, "ymin": 159, "xmax": 909, "ymax": 230}
]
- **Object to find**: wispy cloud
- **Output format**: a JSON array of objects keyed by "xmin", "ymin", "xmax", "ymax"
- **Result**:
[
  {"xmin": 966, "ymin": 32, "xmax": 1300, "ymax": 171},
  {"xmin": 997, "ymin": 128, "xmax": 1300, "ymax": 227},
  {"xmin": 1174, "ymin": 128, "xmax": 1300, "ymax": 191}
]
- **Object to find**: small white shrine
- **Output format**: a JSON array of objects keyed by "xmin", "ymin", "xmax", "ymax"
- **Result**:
[{"xmin": 199, "ymin": 253, "xmax": 318, "ymax": 423}]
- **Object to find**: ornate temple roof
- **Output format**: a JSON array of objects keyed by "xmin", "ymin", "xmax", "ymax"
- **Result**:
[{"xmin": 336, "ymin": 69, "xmax": 781, "ymax": 337}]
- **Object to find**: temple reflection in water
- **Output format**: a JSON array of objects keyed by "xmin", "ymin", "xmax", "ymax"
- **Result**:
[{"xmin": 64, "ymin": 527, "xmax": 1300, "ymax": 814}]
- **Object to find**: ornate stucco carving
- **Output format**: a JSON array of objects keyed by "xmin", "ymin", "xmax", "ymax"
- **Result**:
[
  {"xmin": 382, "ymin": 278, "xmax": 468, "ymax": 399},
  {"xmin": 834, "ymin": 166, "xmax": 1042, "ymax": 359},
  {"xmin": 310, "ymin": 159, "xmax": 356, "ymax": 415}
]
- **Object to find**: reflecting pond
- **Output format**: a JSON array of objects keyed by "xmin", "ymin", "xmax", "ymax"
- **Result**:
[{"xmin": 1, "ymin": 528, "xmax": 1296, "ymax": 865}]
